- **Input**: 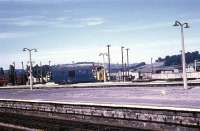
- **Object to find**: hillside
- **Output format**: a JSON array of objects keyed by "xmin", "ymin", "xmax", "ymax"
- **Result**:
[{"xmin": 156, "ymin": 51, "xmax": 200, "ymax": 66}]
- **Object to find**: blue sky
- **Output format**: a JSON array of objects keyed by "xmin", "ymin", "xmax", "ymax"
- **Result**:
[{"xmin": 0, "ymin": 0, "xmax": 200, "ymax": 69}]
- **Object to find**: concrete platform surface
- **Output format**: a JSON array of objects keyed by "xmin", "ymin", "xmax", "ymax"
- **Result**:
[{"xmin": 0, "ymin": 86, "xmax": 200, "ymax": 109}]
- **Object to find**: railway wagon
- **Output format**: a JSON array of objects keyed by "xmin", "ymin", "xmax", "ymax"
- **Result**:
[
  {"xmin": 0, "ymin": 76, "xmax": 7, "ymax": 86},
  {"xmin": 52, "ymin": 63, "xmax": 104, "ymax": 84}
]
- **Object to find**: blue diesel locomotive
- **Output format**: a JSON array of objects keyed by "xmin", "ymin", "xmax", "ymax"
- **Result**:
[{"xmin": 51, "ymin": 63, "xmax": 105, "ymax": 84}]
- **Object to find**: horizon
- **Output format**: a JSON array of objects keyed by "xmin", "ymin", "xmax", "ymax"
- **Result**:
[{"xmin": 0, "ymin": 0, "xmax": 200, "ymax": 69}]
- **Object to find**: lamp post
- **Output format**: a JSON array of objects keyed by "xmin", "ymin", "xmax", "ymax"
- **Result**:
[
  {"xmin": 194, "ymin": 60, "xmax": 197, "ymax": 72},
  {"xmin": 121, "ymin": 46, "xmax": 125, "ymax": 82},
  {"xmin": 40, "ymin": 61, "xmax": 43, "ymax": 84},
  {"xmin": 21, "ymin": 61, "xmax": 24, "ymax": 84},
  {"xmin": 173, "ymin": 20, "xmax": 189, "ymax": 89},
  {"xmin": 99, "ymin": 53, "xmax": 108, "ymax": 82},
  {"xmin": 23, "ymin": 48, "xmax": 37, "ymax": 90},
  {"xmin": 107, "ymin": 45, "xmax": 111, "ymax": 81}
]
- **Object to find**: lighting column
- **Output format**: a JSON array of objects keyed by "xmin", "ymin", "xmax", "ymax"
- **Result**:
[
  {"xmin": 173, "ymin": 21, "xmax": 189, "ymax": 89},
  {"xmin": 23, "ymin": 48, "xmax": 37, "ymax": 90}
]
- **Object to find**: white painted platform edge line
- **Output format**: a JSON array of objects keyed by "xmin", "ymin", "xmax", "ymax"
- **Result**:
[{"xmin": 0, "ymin": 99, "xmax": 200, "ymax": 112}]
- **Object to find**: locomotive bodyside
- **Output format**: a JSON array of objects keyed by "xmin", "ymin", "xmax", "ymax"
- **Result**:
[{"xmin": 51, "ymin": 64, "xmax": 102, "ymax": 84}]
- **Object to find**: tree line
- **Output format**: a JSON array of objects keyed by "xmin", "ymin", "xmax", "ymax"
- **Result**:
[
  {"xmin": 156, "ymin": 51, "xmax": 200, "ymax": 66},
  {"xmin": 0, "ymin": 64, "xmax": 51, "ymax": 85}
]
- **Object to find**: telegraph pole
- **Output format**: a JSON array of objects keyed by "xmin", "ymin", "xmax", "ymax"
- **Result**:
[
  {"xmin": 151, "ymin": 57, "xmax": 153, "ymax": 73},
  {"xmin": 121, "ymin": 46, "xmax": 124, "ymax": 81},
  {"xmin": 13, "ymin": 62, "xmax": 16, "ymax": 85},
  {"xmin": 49, "ymin": 60, "xmax": 51, "ymax": 66},
  {"xmin": 126, "ymin": 48, "xmax": 130, "ymax": 78},
  {"xmin": 21, "ymin": 61, "xmax": 24, "ymax": 70}
]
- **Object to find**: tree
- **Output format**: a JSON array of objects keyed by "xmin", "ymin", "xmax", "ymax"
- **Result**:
[
  {"xmin": 32, "ymin": 65, "xmax": 51, "ymax": 83},
  {"xmin": 9, "ymin": 65, "xmax": 16, "ymax": 85},
  {"xmin": 155, "ymin": 51, "xmax": 200, "ymax": 66}
]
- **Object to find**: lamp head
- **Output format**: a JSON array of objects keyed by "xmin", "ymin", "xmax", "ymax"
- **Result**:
[
  {"xmin": 173, "ymin": 21, "xmax": 179, "ymax": 27},
  {"xmin": 23, "ymin": 48, "xmax": 26, "ymax": 51},
  {"xmin": 184, "ymin": 23, "xmax": 190, "ymax": 28},
  {"xmin": 32, "ymin": 48, "xmax": 38, "ymax": 52}
]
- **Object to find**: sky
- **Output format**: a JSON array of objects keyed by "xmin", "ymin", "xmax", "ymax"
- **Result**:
[{"xmin": 0, "ymin": 0, "xmax": 200, "ymax": 69}]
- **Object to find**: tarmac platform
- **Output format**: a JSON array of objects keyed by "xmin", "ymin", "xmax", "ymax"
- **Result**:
[
  {"xmin": 0, "ymin": 86, "xmax": 200, "ymax": 109},
  {"xmin": 0, "ymin": 85, "xmax": 200, "ymax": 130}
]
